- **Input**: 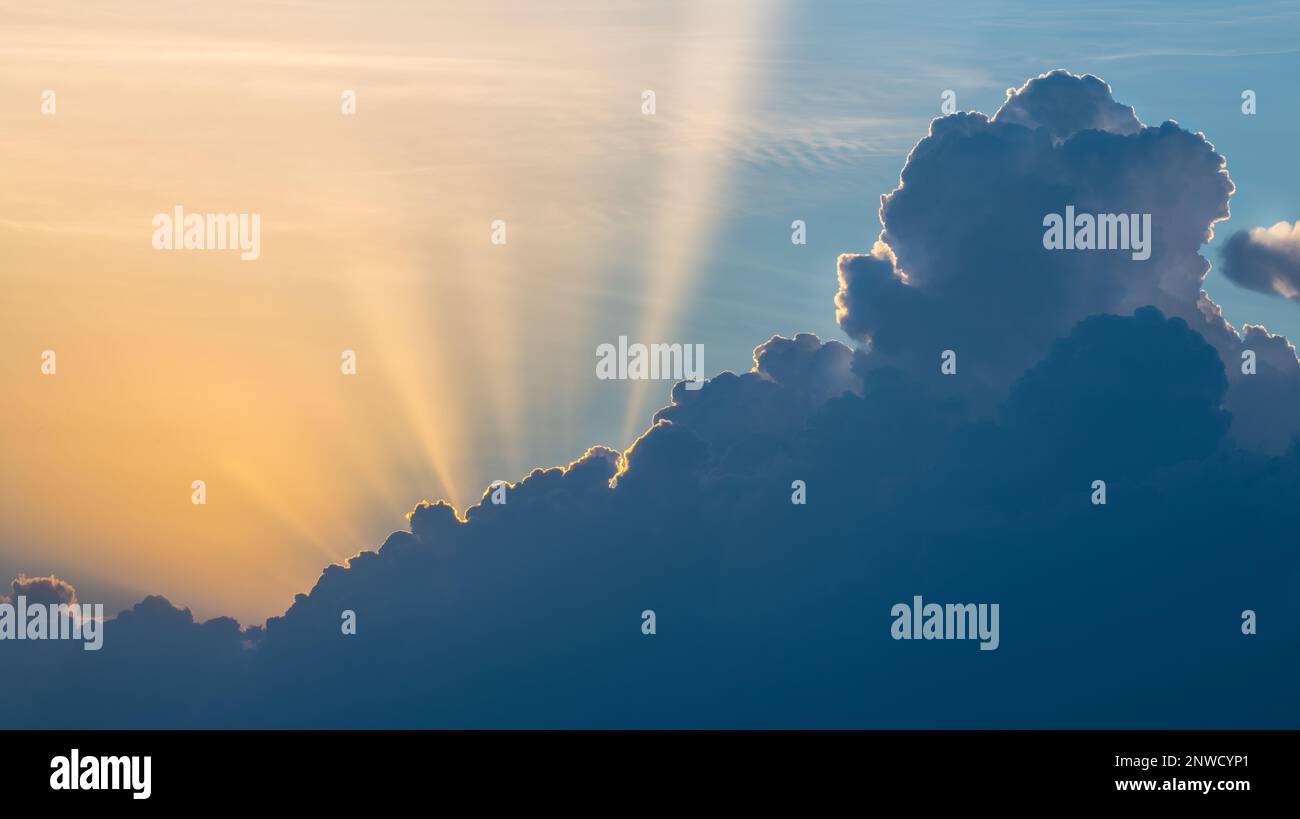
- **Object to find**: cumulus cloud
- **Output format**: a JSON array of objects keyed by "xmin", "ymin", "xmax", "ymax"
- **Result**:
[
  {"xmin": 992, "ymin": 70, "xmax": 1140, "ymax": 142},
  {"xmin": 0, "ymin": 574, "xmax": 78, "ymax": 606},
  {"xmin": 835, "ymin": 69, "xmax": 1300, "ymax": 448},
  {"xmin": 4, "ymin": 71, "xmax": 1300, "ymax": 729},
  {"xmin": 1221, "ymin": 221, "xmax": 1300, "ymax": 300}
]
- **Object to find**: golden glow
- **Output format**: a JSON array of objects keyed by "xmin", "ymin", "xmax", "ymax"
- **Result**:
[{"xmin": 0, "ymin": 0, "xmax": 779, "ymax": 623}]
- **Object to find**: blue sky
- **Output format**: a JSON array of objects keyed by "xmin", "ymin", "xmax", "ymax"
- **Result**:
[{"xmin": 679, "ymin": 0, "xmax": 1300, "ymax": 351}]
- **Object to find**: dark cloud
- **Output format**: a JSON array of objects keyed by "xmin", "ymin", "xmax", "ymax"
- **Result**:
[
  {"xmin": 1, "ymin": 574, "xmax": 78, "ymax": 606},
  {"xmin": 1221, "ymin": 221, "xmax": 1300, "ymax": 301},
  {"xmin": 1000, "ymin": 307, "xmax": 1230, "ymax": 479},
  {"xmin": 0, "ymin": 588, "xmax": 251, "ymax": 728},
  {"xmin": 4, "ymin": 71, "xmax": 1300, "ymax": 728}
]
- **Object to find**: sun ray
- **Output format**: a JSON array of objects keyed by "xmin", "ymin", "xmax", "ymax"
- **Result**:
[{"xmin": 619, "ymin": 0, "xmax": 782, "ymax": 443}]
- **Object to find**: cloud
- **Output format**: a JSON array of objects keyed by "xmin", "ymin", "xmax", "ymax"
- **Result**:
[
  {"xmin": 1000, "ymin": 307, "xmax": 1230, "ymax": 479},
  {"xmin": 0, "ymin": 587, "xmax": 251, "ymax": 728},
  {"xmin": 0, "ymin": 574, "xmax": 78, "ymax": 607},
  {"xmin": 4, "ymin": 71, "xmax": 1300, "ymax": 728},
  {"xmin": 992, "ymin": 70, "xmax": 1140, "ymax": 141},
  {"xmin": 835, "ymin": 69, "xmax": 1300, "ymax": 448},
  {"xmin": 1221, "ymin": 221, "xmax": 1300, "ymax": 300}
]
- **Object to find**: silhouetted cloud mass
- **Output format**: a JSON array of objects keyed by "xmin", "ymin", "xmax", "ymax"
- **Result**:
[{"xmin": 4, "ymin": 71, "xmax": 1299, "ymax": 728}]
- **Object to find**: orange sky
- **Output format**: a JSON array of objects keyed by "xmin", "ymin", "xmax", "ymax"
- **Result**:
[{"xmin": 0, "ymin": 0, "xmax": 778, "ymax": 622}]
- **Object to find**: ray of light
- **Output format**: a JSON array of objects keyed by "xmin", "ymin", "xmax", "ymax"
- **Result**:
[{"xmin": 619, "ymin": 0, "xmax": 782, "ymax": 444}]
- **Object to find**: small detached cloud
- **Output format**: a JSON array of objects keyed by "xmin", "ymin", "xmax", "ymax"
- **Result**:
[
  {"xmin": 0, "ymin": 574, "xmax": 78, "ymax": 607},
  {"xmin": 1221, "ymin": 221, "xmax": 1300, "ymax": 301}
]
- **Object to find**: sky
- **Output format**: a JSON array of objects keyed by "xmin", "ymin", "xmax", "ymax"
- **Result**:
[{"xmin": 2, "ymin": 0, "xmax": 1299, "ymax": 632}]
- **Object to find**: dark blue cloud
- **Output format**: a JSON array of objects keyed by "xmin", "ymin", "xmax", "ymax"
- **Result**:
[
  {"xmin": 4, "ymin": 71, "xmax": 1300, "ymax": 728},
  {"xmin": 1, "ymin": 574, "xmax": 78, "ymax": 606}
]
